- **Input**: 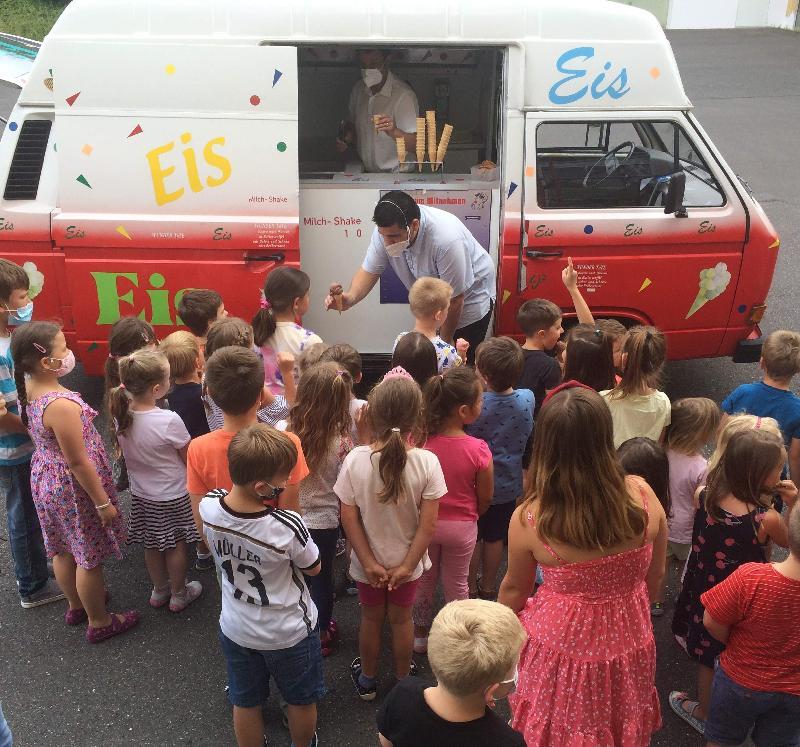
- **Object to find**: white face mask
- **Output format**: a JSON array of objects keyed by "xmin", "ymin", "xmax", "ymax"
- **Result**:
[
  {"xmin": 384, "ymin": 228, "xmax": 410, "ymax": 258},
  {"xmin": 361, "ymin": 67, "xmax": 383, "ymax": 88}
]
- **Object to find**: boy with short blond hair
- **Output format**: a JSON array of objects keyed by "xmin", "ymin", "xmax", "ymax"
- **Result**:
[
  {"xmin": 0, "ymin": 258, "xmax": 63, "ymax": 607},
  {"xmin": 377, "ymin": 599, "xmax": 526, "ymax": 746},
  {"xmin": 161, "ymin": 330, "xmax": 209, "ymax": 439},
  {"xmin": 200, "ymin": 424, "xmax": 323, "ymax": 747},
  {"xmin": 466, "ymin": 337, "xmax": 533, "ymax": 600},
  {"xmin": 722, "ymin": 329, "xmax": 800, "ymax": 482},
  {"xmin": 177, "ymin": 288, "xmax": 227, "ymax": 340},
  {"xmin": 395, "ymin": 277, "xmax": 468, "ymax": 372}
]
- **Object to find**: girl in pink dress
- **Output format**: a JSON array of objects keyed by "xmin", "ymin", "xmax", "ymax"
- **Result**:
[
  {"xmin": 11, "ymin": 321, "xmax": 137, "ymax": 644},
  {"xmin": 498, "ymin": 382, "xmax": 668, "ymax": 746}
]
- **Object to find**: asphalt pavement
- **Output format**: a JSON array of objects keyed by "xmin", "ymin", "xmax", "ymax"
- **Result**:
[{"xmin": 2, "ymin": 27, "xmax": 800, "ymax": 747}]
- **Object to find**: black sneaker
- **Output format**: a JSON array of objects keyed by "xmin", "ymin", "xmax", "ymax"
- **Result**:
[
  {"xmin": 20, "ymin": 580, "xmax": 65, "ymax": 608},
  {"xmin": 345, "ymin": 578, "xmax": 358, "ymax": 596},
  {"xmin": 350, "ymin": 657, "xmax": 377, "ymax": 701},
  {"xmin": 195, "ymin": 554, "xmax": 215, "ymax": 572}
]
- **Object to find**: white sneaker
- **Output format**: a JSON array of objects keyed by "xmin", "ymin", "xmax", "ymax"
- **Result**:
[{"xmin": 169, "ymin": 580, "xmax": 203, "ymax": 613}]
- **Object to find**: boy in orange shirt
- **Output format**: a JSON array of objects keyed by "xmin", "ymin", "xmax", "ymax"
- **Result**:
[{"xmin": 187, "ymin": 346, "xmax": 308, "ymax": 540}]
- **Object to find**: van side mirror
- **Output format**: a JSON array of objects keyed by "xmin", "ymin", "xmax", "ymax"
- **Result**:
[{"xmin": 664, "ymin": 171, "xmax": 687, "ymax": 217}]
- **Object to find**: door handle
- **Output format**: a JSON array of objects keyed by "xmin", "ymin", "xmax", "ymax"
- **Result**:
[
  {"xmin": 244, "ymin": 253, "xmax": 285, "ymax": 263},
  {"xmin": 525, "ymin": 249, "xmax": 564, "ymax": 259}
]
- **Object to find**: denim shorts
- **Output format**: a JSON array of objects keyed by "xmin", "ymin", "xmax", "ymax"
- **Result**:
[
  {"xmin": 218, "ymin": 627, "xmax": 326, "ymax": 708},
  {"xmin": 705, "ymin": 666, "xmax": 800, "ymax": 747}
]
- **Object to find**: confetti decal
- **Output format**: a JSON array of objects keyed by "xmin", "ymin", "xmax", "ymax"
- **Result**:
[
  {"xmin": 8, "ymin": 122, "xmax": 17, "ymax": 132},
  {"xmin": 127, "ymin": 124, "xmax": 143, "ymax": 138},
  {"xmin": 65, "ymin": 91, "xmax": 81, "ymax": 107},
  {"xmin": 116, "ymin": 225, "xmax": 132, "ymax": 240},
  {"xmin": 686, "ymin": 262, "xmax": 732, "ymax": 318},
  {"xmin": 276, "ymin": 141, "xmax": 287, "ymax": 152},
  {"xmin": 737, "ymin": 304, "xmax": 747, "ymax": 314},
  {"xmin": 649, "ymin": 67, "xmax": 661, "ymax": 79},
  {"xmin": 76, "ymin": 174, "xmax": 92, "ymax": 189},
  {"xmin": 43, "ymin": 78, "xmax": 53, "ymax": 91},
  {"xmin": 81, "ymin": 144, "xmax": 93, "ymax": 156},
  {"xmin": 272, "ymin": 69, "xmax": 283, "ymax": 87},
  {"xmin": 507, "ymin": 182, "xmax": 518, "ymax": 199},
  {"xmin": 638, "ymin": 278, "xmax": 652, "ymax": 293},
  {"xmin": 769, "ymin": 238, "xmax": 780, "ymax": 249},
  {"xmin": 165, "ymin": 64, "xmax": 176, "ymax": 75},
  {"xmin": 584, "ymin": 225, "xmax": 594, "ymax": 235},
  {"xmin": 502, "ymin": 289, "xmax": 511, "ymax": 304},
  {"xmin": 250, "ymin": 95, "xmax": 261, "ymax": 106},
  {"xmin": 525, "ymin": 165, "xmax": 534, "ymax": 178},
  {"xmin": 88, "ymin": 342, "xmax": 99, "ymax": 352}
]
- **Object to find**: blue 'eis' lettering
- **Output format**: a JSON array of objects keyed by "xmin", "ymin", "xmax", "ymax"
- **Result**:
[{"xmin": 548, "ymin": 47, "xmax": 631, "ymax": 105}]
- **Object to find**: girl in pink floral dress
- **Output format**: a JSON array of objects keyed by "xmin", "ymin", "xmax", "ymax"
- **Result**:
[
  {"xmin": 498, "ymin": 382, "xmax": 668, "ymax": 746},
  {"xmin": 11, "ymin": 321, "xmax": 138, "ymax": 644}
]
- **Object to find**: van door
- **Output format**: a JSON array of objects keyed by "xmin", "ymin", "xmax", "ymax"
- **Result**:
[
  {"xmin": 519, "ymin": 112, "xmax": 747, "ymax": 359},
  {"xmin": 48, "ymin": 40, "xmax": 299, "ymax": 369}
]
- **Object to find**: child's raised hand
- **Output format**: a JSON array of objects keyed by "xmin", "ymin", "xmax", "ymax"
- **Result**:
[
  {"xmin": 561, "ymin": 256, "xmax": 578, "ymax": 291},
  {"xmin": 355, "ymin": 403, "xmax": 372, "ymax": 445},
  {"xmin": 276, "ymin": 351, "xmax": 295, "ymax": 376},
  {"xmin": 97, "ymin": 501, "xmax": 119, "ymax": 527},
  {"xmin": 455, "ymin": 338, "xmax": 469, "ymax": 362}
]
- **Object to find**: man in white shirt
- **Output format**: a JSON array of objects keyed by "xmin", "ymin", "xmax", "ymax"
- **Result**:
[
  {"xmin": 326, "ymin": 190, "xmax": 496, "ymax": 363},
  {"xmin": 336, "ymin": 49, "xmax": 418, "ymax": 173}
]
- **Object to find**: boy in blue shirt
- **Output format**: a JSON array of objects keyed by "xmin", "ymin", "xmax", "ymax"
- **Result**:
[
  {"xmin": 0, "ymin": 258, "xmax": 63, "ymax": 607},
  {"xmin": 722, "ymin": 329, "xmax": 800, "ymax": 482},
  {"xmin": 466, "ymin": 337, "xmax": 533, "ymax": 600}
]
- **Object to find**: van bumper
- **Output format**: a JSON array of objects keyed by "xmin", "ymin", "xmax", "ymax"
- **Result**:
[{"xmin": 732, "ymin": 327, "xmax": 763, "ymax": 363}]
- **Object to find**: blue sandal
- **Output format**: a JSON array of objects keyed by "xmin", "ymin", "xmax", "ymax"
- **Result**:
[{"xmin": 669, "ymin": 691, "xmax": 705, "ymax": 735}]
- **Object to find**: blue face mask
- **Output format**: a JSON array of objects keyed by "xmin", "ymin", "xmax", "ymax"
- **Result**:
[{"xmin": 5, "ymin": 301, "xmax": 33, "ymax": 326}]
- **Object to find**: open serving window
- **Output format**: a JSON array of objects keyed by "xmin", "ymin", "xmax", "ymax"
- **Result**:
[{"xmin": 295, "ymin": 45, "xmax": 504, "ymax": 182}]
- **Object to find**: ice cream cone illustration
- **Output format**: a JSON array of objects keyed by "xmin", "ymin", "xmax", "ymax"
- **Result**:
[
  {"xmin": 435, "ymin": 124, "xmax": 453, "ymax": 171},
  {"xmin": 396, "ymin": 137, "xmax": 406, "ymax": 167},
  {"xmin": 426, "ymin": 110, "xmax": 437, "ymax": 171},
  {"xmin": 685, "ymin": 262, "xmax": 732, "ymax": 318},
  {"xmin": 415, "ymin": 117, "xmax": 425, "ymax": 172}
]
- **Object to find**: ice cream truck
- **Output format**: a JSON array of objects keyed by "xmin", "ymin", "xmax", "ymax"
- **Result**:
[{"xmin": 0, "ymin": 0, "xmax": 778, "ymax": 376}]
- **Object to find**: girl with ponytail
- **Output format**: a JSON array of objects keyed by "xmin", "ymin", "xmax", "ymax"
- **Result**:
[
  {"xmin": 334, "ymin": 368, "xmax": 446, "ymax": 701},
  {"xmin": 251, "ymin": 267, "xmax": 322, "ymax": 395},
  {"xmin": 600, "ymin": 325, "xmax": 671, "ymax": 448}
]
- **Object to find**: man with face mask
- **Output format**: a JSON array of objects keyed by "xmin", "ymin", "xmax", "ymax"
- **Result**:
[
  {"xmin": 0, "ymin": 258, "xmax": 64, "ymax": 609},
  {"xmin": 335, "ymin": 49, "xmax": 418, "ymax": 173},
  {"xmin": 325, "ymin": 191, "xmax": 496, "ymax": 362}
]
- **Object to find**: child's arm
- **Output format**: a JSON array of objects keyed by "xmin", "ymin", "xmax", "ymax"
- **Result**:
[
  {"xmin": 790, "ymin": 437, "xmax": 800, "ymax": 484},
  {"xmin": 378, "ymin": 735, "xmax": 393, "ymax": 747},
  {"xmin": 497, "ymin": 505, "xmax": 537, "ymax": 613},
  {"xmin": 277, "ymin": 352, "xmax": 297, "ymax": 405},
  {"xmin": 45, "ymin": 398, "xmax": 117, "ymax": 526},
  {"xmin": 0, "ymin": 397, "xmax": 27, "ymax": 434},
  {"xmin": 386, "ymin": 497, "xmax": 439, "ymax": 590},
  {"xmin": 561, "ymin": 256, "xmax": 595, "ymax": 325},
  {"xmin": 190, "ymin": 494, "xmax": 205, "ymax": 538},
  {"xmin": 354, "ymin": 403, "xmax": 371, "ymax": 445},
  {"xmin": 702, "ymin": 610, "xmax": 731, "ymax": 645},
  {"xmin": 340, "ymin": 501, "xmax": 388, "ymax": 587},
  {"xmin": 646, "ymin": 503, "xmax": 668, "ymax": 602},
  {"xmin": 760, "ymin": 479, "xmax": 798, "ymax": 548},
  {"xmin": 476, "ymin": 461, "xmax": 494, "ymax": 516}
]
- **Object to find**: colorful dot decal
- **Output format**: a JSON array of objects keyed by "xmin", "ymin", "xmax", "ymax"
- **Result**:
[
  {"xmin": 8, "ymin": 121, "xmax": 17, "ymax": 132},
  {"xmin": 276, "ymin": 141, "xmax": 287, "ymax": 152},
  {"xmin": 649, "ymin": 67, "xmax": 661, "ymax": 79},
  {"xmin": 43, "ymin": 78, "xmax": 53, "ymax": 92},
  {"xmin": 165, "ymin": 64, "xmax": 176, "ymax": 75},
  {"xmin": 507, "ymin": 182, "xmax": 518, "ymax": 199},
  {"xmin": 81, "ymin": 144, "xmax": 93, "ymax": 156},
  {"xmin": 88, "ymin": 342, "xmax": 99, "ymax": 352},
  {"xmin": 250, "ymin": 95, "xmax": 261, "ymax": 106},
  {"xmin": 272, "ymin": 69, "xmax": 283, "ymax": 87},
  {"xmin": 583, "ymin": 224, "xmax": 594, "ymax": 235},
  {"xmin": 769, "ymin": 238, "xmax": 780, "ymax": 249},
  {"xmin": 76, "ymin": 174, "xmax": 92, "ymax": 189},
  {"xmin": 638, "ymin": 278, "xmax": 652, "ymax": 293},
  {"xmin": 502, "ymin": 290, "xmax": 511, "ymax": 304},
  {"xmin": 737, "ymin": 304, "xmax": 747, "ymax": 314},
  {"xmin": 127, "ymin": 124, "xmax": 143, "ymax": 138},
  {"xmin": 116, "ymin": 225, "xmax": 132, "ymax": 241},
  {"xmin": 65, "ymin": 91, "xmax": 81, "ymax": 107},
  {"xmin": 525, "ymin": 165, "xmax": 534, "ymax": 178}
]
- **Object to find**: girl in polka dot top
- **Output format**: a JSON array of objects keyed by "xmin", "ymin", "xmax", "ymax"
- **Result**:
[{"xmin": 670, "ymin": 420, "xmax": 798, "ymax": 736}]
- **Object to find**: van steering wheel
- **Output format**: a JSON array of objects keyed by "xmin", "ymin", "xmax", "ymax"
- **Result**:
[{"xmin": 582, "ymin": 141, "xmax": 636, "ymax": 188}]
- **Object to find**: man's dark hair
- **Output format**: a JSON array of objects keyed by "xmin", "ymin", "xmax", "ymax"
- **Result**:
[
  {"xmin": 177, "ymin": 289, "xmax": 223, "ymax": 337},
  {"xmin": 373, "ymin": 191, "xmax": 420, "ymax": 229}
]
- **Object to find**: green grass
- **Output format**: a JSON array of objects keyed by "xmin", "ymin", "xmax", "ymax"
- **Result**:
[{"xmin": 0, "ymin": 0, "xmax": 70, "ymax": 42}]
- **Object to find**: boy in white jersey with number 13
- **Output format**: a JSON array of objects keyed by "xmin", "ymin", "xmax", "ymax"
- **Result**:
[{"xmin": 200, "ymin": 424, "xmax": 323, "ymax": 747}]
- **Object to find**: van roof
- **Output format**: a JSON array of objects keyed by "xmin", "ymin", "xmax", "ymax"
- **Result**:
[{"xmin": 23, "ymin": 0, "xmax": 690, "ymax": 111}]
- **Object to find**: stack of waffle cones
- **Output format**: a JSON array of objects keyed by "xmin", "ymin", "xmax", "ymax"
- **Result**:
[
  {"xmin": 395, "ymin": 137, "xmax": 407, "ymax": 167},
  {"xmin": 435, "ymin": 124, "xmax": 453, "ymax": 172},
  {"xmin": 415, "ymin": 118, "xmax": 426, "ymax": 172},
  {"xmin": 426, "ymin": 111, "xmax": 437, "ymax": 171},
  {"xmin": 407, "ymin": 112, "xmax": 454, "ymax": 172}
]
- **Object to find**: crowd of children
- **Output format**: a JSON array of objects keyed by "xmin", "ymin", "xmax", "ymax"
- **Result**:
[{"xmin": 2, "ymin": 252, "xmax": 800, "ymax": 747}]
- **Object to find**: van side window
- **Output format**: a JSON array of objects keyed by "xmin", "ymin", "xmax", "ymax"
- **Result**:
[
  {"xmin": 535, "ymin": 121, "xmax": 725, "ymax": 210},
  {"xmin": 3, "ymin": 119, "xmax": 52, "ymax": 201}
]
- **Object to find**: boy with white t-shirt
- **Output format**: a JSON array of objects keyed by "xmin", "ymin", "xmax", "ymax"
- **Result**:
[{"xmin": 200, "ymin": 425, "xmax": 323, "ymax": 747}]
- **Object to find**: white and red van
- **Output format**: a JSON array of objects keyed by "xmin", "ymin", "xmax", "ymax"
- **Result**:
[{"xmin": 0, "ymin": 0, "xmax": 778, "ymax": 375}]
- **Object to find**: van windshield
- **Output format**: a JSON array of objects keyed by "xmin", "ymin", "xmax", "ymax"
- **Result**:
[{"xmin": 536, "ymin": 120, "xmax": 725, "ymax": 209}]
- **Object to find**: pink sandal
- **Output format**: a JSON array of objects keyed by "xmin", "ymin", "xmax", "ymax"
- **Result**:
[
  {"xmin": 85, "ymin": 610, "xmax": 139, "ymax": 644},
  {"xmin": 64, "ymin": 589, "xmax": 112, "ymax": 626}
]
